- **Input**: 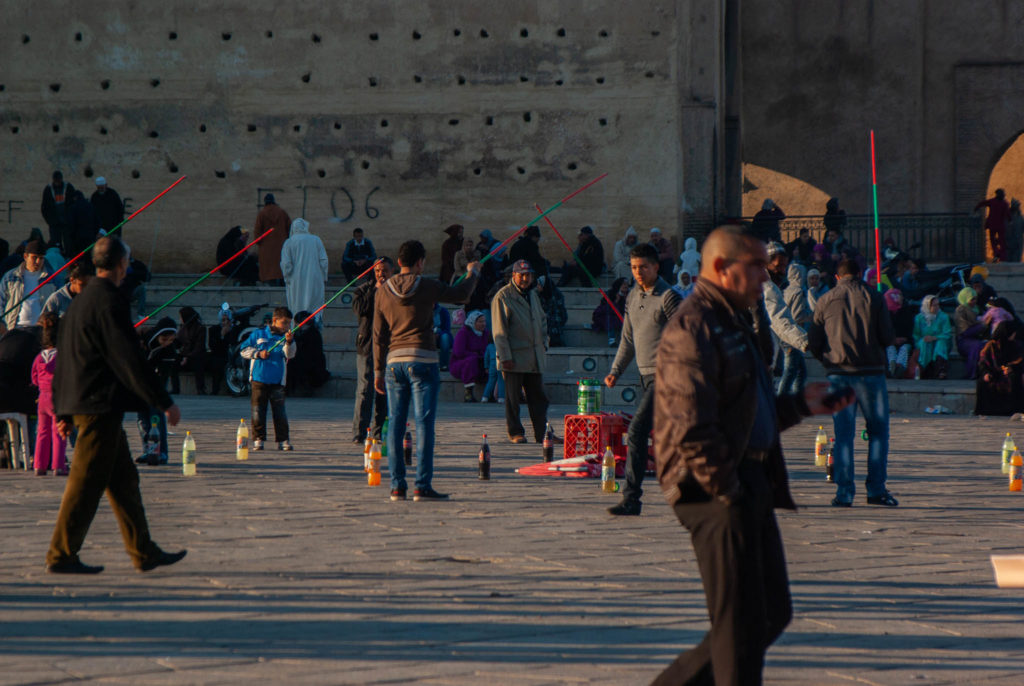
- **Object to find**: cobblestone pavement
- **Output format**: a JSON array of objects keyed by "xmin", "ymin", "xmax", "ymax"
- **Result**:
[{"xmin": 1, "ymin": 396, "xmax": 1023, "ymax": 685}]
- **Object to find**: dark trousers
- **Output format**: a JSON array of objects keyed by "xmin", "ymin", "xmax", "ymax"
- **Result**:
[
  {"xmin": 251, "ymin": 381, "xmax": 288, "ymax": 442},
  {"xmin": 502, "ymin": 371, "xmax": 549, "ymax": 442},
  {"xmin": 353, "ymin": 353, "xmax": 387, "ymax": 440},
  {"xmin": 622, "ymin": 374, "xmax": 654, "ymax": 504},
  {"xmin": 653, "ymin": 460, "xmax": 792, "ymax": 686},
  {"xmin": 46, "ymin": 413, "xmax": 162, "ymax": 569},
  {"xmin": 181, "ymin": 352, "xmax": 208, "ymax": 394}
]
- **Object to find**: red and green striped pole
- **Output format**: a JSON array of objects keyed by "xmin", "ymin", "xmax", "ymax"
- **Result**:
[{"xmin": 870, "ymin": 130, "xmax": 882, "ymax": 291}]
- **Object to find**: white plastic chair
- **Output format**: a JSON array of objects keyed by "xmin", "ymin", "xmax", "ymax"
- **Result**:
[{"xmin": 0, "ymin": 413, "xmax": 30, "ymax": 470}]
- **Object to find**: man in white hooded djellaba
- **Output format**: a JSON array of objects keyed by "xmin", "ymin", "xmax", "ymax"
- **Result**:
[{"xmin": 280, "ymin": 218, "xmax": 329, "ymax": 325}]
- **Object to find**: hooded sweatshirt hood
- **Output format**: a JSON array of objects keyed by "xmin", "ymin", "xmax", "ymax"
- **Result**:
[
  {"xmin": 148, "ymin": 317, "xmax": 177, "ymax": 347},
  {"xmin": 290, "ymin": 218, "xmax": 310, "ymax": 235}
]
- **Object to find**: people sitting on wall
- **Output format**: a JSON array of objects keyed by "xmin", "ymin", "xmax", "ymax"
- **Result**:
[
  {"xmin": 537, "ymin": 276, "xmax": 567, "ymax": 348},
  {"xmin": 433, "ymin": 303, "xmax": 452, "ymax": 371},
  {"xmin": 439, "ymin": 224, "xmax": 463, "ymax": 285},
  {"xmin": 969, "ymin": 267, "xmax": 997, "ymax": 311},
  {"xmin": 954, "ymin": 287, "xmax": 986, "ymax": 380},
  {"xmin": 507, "ymin": 225, "xmax": 549, "ymax": 279},
  {"xmin": 912, "ymin": 295, "xmax": 952, "ymax": 379},
  {"xmin": 341, "ymin": 227, "xmax": 376, "ymax": 282},
  {"xmin": 216, "ymin": 226, "xmax": 259, "ymax": 286},
  {"xmin": 805, "ymin": 268, "xmax": 829, "ymax": 311},
  {"xmin": 286, "ymin": 310, "xmax": 330, "ymax": 394},
  {"xmin": 450, "ymin": 310, "xmax": 491, "ymax": 403},
  {"xmin": 810, "ymin": 244, "xmax": 836, "ymax": 287},
  {"xmin": 557, "ymin": 226, "xmax": 605, "ymax": 287},
  {"xmin": 750, "ymin": 198, "xmax": 784, "ymax": 244},
  {"xmin": 648, "ymin": 227, "xmax": 675, "ymax": 281},
  {"xmin": 883, "ymin": 288, "xmax": 915, "ymax": 379},
  {"xmin": 176, "ymin": 306, "xmax": 208, "ymax": 395},
  {"xmin": 786, "ymin": 228, "xmax": 817, "ymax": 265},
  {"xmin": 674, "ymin": 269, "xmax": 694, "ymax": 300},
  {"xmin": 675, "ymin": 237, "xmax": 701, "ymax": 280},
  {"xmin": 975, "ymin": 309, "xmax": 1024, "ymax": 416},
  {"xmin": 611, "ymin": 227, "xmax": 638, "ymax": 281},
  {"xmin": 592, "ymin": 277, "xmax": 628, "ymax": 346}
]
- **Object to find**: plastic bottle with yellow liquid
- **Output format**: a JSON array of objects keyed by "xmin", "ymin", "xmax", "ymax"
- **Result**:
[
  {"xmin": 236, "ymin": 419, "xmax": 249, "ymax": 461},
  {"xmin": 601, "ymin": 446, "xmax": 617, "ymax": 493},
  {"xmin": 1002, "ymin": 433, "xmax": 1016, "ymax": 475},
  {"xmin": 814, "ymin": 426, "xmax": 828, "ymax": 467},
  {"xmin": 182, "ymin": 431, "xmax": 196, "ymax": 476},
  {"xmin": 368, "ymin": 439, "xmax": 382, "ymax": 486}
]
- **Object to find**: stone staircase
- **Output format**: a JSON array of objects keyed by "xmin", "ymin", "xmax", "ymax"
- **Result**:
[{"xmin": 141, "ymin": 267, "xmax": 1017, "ymax": 413}]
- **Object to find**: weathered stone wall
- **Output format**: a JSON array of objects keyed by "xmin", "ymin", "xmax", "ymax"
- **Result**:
[
  {"xmin": 1, "ymin": 1, "xmax": 716, "ymax": 272},
  {"xmin": 743, "ymin": 0, "xmax": 1024, "ymax": 217}
]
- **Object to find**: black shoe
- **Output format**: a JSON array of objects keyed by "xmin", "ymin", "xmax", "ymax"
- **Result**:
[
  {"xmin": 830, "ymin": 497, "xmax": 853, "ymax": 507},
  {"xmin": 413, "ymin": 487, "xmax": 449, "ymax": 501},
  {"xmin": 138, "ymin": 549, "xmax": 187, "ymax": 572},
  {"xmin": 135, "ymin": 453, "xmax": 159, "ymax": 466},
  {"xmin": 608, "ymin": 500, "xmax": 642, "ymax": 516},
  {"xmin": 390, "ymin": 488, "xmax": 407, "ymax": 501},
  {"xmin": 46, "ymin": 559, "xmax": 104, "ymax": 575},
  {"xmin": 867, "ymin": 492, "xmax": 899, "ymax": 507}
]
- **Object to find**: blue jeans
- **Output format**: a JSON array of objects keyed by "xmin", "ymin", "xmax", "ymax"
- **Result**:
[
  {"xmin": 385, "ymin": 362, "xmax": 440, "ymax": 491},
  {"xmin": 436, "ymin": 333, "xmax": 452, "ymax": 370},
  {"xmin": 827, "ymin": 374, "xmax": 890, "ymax": 502},
  {"xmin": 481, "ymin": 343, "xmax": 505, "ymax": 401},
  {"xmin": 776, "ymin": 347, "xmax": 807, "ymax": 396}
]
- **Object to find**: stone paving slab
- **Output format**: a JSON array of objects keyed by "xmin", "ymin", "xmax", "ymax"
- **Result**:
[{"xmin": 2, "ymin": 397, "xmax": 1024, "ymax": 685}]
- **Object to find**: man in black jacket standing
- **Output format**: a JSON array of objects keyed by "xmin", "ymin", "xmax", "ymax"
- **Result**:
[
  {"xmin": 351, "ymin": 257, "xmax": 392, "ymax": 443},
  {"xmin": 45, "ymin": 236, "xmax": 186, "ymax": 574}
]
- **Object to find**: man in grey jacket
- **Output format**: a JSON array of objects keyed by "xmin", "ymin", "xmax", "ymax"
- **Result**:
[
  {"xmin": 808, "ymin": 258, "xmax": 897, "ymax": 507},
  {"xmin": 763, "ymin": 242, "xmax": 808, "ymax": 395},
  {"xmin": 604, "ymin": 243, "xmax": 681, "ymax": 515},
  {"xmin": 0, "ymin": 240, "xmax": 55, "ymax": 332}
]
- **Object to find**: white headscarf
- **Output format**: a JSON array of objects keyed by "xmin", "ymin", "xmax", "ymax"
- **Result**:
[
  {"xmin": 920, "ymin": 294, "xmax": 938, "ymax": 325},
  {"xmin": 465, "ymin": 309, "xmax": 487, "ymax": 336},
  {"xmin": 677, "ymin": 237, "xmax": 700, "ymax": 275}
]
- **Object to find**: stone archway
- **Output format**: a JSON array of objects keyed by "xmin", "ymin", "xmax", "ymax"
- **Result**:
[{"xmin": 954, "ymin": 63, "xmax": 1024, "ymax": 212}]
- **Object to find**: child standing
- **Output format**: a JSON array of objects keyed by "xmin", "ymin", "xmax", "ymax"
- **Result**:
[
  {"xmin": 241, "ymin": 306, "xmax": 296, "ymax": 450},
  {"xmin": 32, "ymin": 312, "xmax": 66, "ymax": 476}
]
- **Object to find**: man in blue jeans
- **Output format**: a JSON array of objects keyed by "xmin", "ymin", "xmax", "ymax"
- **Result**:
[
  {"xmin": 373, "ymin": 240, "xmax": 478, "ymax": 501},
  {"xmin": 808, "ymin": 258, "xmax": 898, "ymax": 507}
]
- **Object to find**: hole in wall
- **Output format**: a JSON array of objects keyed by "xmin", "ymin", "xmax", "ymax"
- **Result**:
[
  {"xmin": 265, "ymin": 30, "xmax": 273, "ymax": 38},
  {"xmin": 556, "ymin": 28, "xmax": 566, "ymax": 37},
  {"xmin": 453, "ymin": 28, "xmax": 461, "ymax": 36},
  {"xmin": 149, "ymin": 130, "xmax": 159, "ymax": 138},
  {"xmin": 0, "ymin": 85, "xmax": 5, "ymax": 91},
  {"xmin": 52, "ymin": 124, "xmax": 60, "ymax": 132},
  {"xmin": 517, "ymin": 166, "xmax": 526, "ymax": 175},
  {"xmin": 131, "ymin": 170, "xmax": 140, "ymax": 179},
  {"xmin": 413, "ymin": 74, "xmax": 423, "ymax": 83},
  {"xmin": 523, "ymin": 112, "xmax": 532, "ymax": 122},
  {"xmin": 473, "ymin": 167, "xmax": 481, "ymax": 175},
  {"xmin": 555, "ymin": 79, "xmax": 563, "ymax": 86},
  {"xmin": 293, "ymin": 124, "xmax": 301, "ymax": 132},
  {"xmin": 598, "ymin": 118, "xmax": 607, "ymax": 126},
  {"xmin": 448, "ymin": 119, "xmax": 459, "ymax": 126},
  {"xmin": 599, "ymin": 30, "xmax": 608, "ymax": 37},
  {"xmin": 485, "ymin": 116, "xmax": 494, "ymax": 125},
  {"xmin": 169, "ymin": 31, "xmax": 178, "ymax": 40},
  {"xmin": 457, "ymin": 75, "xmax": 466, "ymax": 85},
  {"xmin": 199, "ymin": 124, "xmax": 207, "ymax": 132},
  {"xmin": 479, "ymin": 29, "xmax": 489, "ymax": 38},
  {"xmin": 301, "ymin": 72, "xmax": 311, "ymax": 83},
  {"xmin": 10, "ymin": 126, "xmax": 19, "ymax": 134},
  {"xmin": 651, "ymin": 30, "xmax": 661, "ymax": 37},
  {"xmin": 380, "ymin": 119, "xmax": 388, "ymax": 127},
  {"xmin": 412, "ymin": 30, "xmax": 421, "ymax": 40},
  {"xmin": 100, "ymin": 79, "xmax": 110, "ymax": 90},
  {"xmin": 334, "ymin": 122, "xmax": 341, "ymax": 129},
  {"xmin": 22, "ymin": 35, "xmax": 30, "ymax": 44},
  {"xmin": 75, "ymin": 32, "xmax": 82, "ymax": 41},
  {"xmin": 84, "ymin": 166, "xmax": 93, "ymax": 177},
  {"xmin": 168, "ymin": 162, "xmax": 178, "ymax": 173},
  {"xmin": 247, "ymin": 124, "xmax": 257, "ymax": 132},
  {"xmin": 221, "ymin": 32, "xmax": 232, "ymax": 41},
  {"xmin": 368, "ymin": 77, "xmax": 378, "ymax": 87},
  {"xmin": 311, "ymin": 33, "xmax": 321, "ymax": 43},
  {"xmin": 99, "ymin": 126, "xmax": 108, "ymax": 135},
  {"xmin": 361, "ymin": 160, "xmax": 370, "ymax": 170},
  {"xmin": 369, "ymin": 32, "xmax": 379, "ymax": 41},
  {"xmin": 150, "ymin": 78, "xmax": 160, "ymax": 87},
  {"xmin": 645, "ymin": 71, "xmax": 654, "ymax": 78},
  {"xmin": 520, "ymin": 28, "xmax": 529, "ymax": 37},
  {"xmin": 215, "ymin": 170, "xmax": 226, "ymax": 178},
  {"xmin": 595, "ymin": 76, "xmax": 605, "ymax": 84},
  {"xmin": 49, "ymin": 83, "xmax": 60, "ymax": 92},
  {"xmin": 520, "ymin": 75, "xmax": 529, "ymax": 82},
  {"xmin": 568, "ymin": 162, "xmax": 577, "ymax": 170},
  {"xmin": 317, "ymin": 169, "xmax": 326, "ymax": 178}
]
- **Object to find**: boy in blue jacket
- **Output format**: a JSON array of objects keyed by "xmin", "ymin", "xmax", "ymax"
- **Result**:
[{"xmin": 240, "ymin": 306, "xmax": 296, "ymax": 450}]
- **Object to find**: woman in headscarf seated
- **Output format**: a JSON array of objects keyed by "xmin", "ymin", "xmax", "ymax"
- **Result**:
[
  {"xmin": 912, "ymin": 294, "xmax": 953, "ymax": 379},
  {"xmin": 975, "ymin": 308, "xmax": 1024, "ymax": 416},
  {"xmin": 450, "ymin": 310, "xmax": 492, "ymax": 403},
  {"xmin": 805, "ymin": 268, "xmax": 830, "ymax": 311},
  {"xmin": 954, "ymin": 287, "xmax": 986, "ymax": 380}
]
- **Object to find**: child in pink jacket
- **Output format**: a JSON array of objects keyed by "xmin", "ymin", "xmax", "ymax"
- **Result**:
[{"xmin": 32, "ymin": 312, "xmax": 66, "ymax": 476}]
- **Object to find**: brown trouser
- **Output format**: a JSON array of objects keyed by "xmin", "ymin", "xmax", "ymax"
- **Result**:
[{"xmin": 46, "ymin": 413, "xmax": 161, "ymax": 569}]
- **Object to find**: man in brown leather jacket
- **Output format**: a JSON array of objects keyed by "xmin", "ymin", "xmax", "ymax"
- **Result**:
[{"xmin": 652, "ymin": 225, "xmax": 852, "ymax": 685}]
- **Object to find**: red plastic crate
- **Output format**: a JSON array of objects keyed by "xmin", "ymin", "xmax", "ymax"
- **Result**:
[{"xmin": 564, "ymin": 413, "xmax": 628, "ymax": 461}]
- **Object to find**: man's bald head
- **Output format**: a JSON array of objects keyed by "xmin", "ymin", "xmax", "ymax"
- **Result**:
[{"xmin": 699, "ymin": 225, "xmax": 769, "ymax": 309}]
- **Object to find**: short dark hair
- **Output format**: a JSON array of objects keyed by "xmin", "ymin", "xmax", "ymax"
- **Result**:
[
  {"xmin": 629, "ymin": 243, "xmax": 659, "ymax": 264},
  {"xmin": 273, "ymin": 306, "xmax": 293, "ymax": 320},
  {"xmin": 378, "ymin": 256, "xmax": 394, "ymax": 267},
  {"xmin": 397, "ymin": 240, "xmax": 425, "ymax": 267},
  {"xmin": 38, "ymin": 311, "xmax": 59, "ymax": 348},
  {"xmin": 68, "ymin": 261, "xmax": 94, "ymax": 281},
  {"xmin": 353, "ymin": 227, "xmax": 364, "ymax": 235},
  {"xmin": 799, "ymin": 228, "xmax": 810, "ymax": 236},
  {"xmin": 836, "ymin": 259, "xmax": 859, "ymax": 277},
  {"xmin": 92, "ymin": 236, "xmax": 128, "ymax": 270},
  {"xmin": 52, "ymin": 171, "xmax": 63, "ymax": 182}
]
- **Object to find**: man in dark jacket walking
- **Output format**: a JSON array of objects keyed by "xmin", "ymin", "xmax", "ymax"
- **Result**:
[
  {"xmin": 808, "ymin": 258, "xmax": 898, "ymax": 508},
  {"xmin": 45, "ymin": 236, "xmax": 186, "ymax": 574},
  {"xmin": 351, "ymin": 257, "xmax": 392, "ymax": 442},
  {"xmin": 652, "ymin": 225, "xmax": 850, "ymax": 685}
]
